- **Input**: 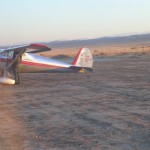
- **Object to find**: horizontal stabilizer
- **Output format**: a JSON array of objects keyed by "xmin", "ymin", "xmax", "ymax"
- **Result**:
[{"xmin": 69, "ymin": 66, "xmax": 93, "ymax": 72}]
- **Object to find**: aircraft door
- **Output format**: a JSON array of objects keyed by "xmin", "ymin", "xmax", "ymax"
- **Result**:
[{"xmin": 2, "ymin": 50, "xmax": 14, "ymax": 79}]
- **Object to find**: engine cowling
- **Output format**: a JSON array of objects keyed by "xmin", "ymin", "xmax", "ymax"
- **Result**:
[{"xmin": 0, "ymin": 77, "xmax": 15, "ymax": 85}]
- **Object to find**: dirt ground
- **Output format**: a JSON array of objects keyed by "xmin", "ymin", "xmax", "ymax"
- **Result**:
[{"xmin": 0, "ymin": 55, "xmax": 150, "ymax": 150}]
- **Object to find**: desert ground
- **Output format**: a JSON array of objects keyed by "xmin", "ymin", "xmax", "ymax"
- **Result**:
[{"xmin": 0, "ymin": 52, "xmax": 150, "ymax": 150}]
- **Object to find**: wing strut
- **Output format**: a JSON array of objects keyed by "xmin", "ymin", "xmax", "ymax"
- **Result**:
[{"xmin": 6, "ymin": 48, "xmax": 26, "ymax": 69}]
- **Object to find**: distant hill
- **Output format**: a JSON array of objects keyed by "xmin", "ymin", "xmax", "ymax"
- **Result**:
[
  {"xmin": 45, "ymin": 33, "xmax": 150, "ymax": 48},
  {"xmin": 1, "ymin": 33, "xmax": 150, "ymax": 49}
]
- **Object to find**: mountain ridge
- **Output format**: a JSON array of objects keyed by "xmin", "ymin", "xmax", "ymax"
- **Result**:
[
  {"xmin": 1, "ymin": 33, "xmax": 150, "ymax": 49},
  {"xmin": 45, "ymin": 33, "xmax": 150, "ymax": 48}
]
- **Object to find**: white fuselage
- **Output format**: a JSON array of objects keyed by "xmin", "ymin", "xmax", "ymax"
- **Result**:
[{"xmin": 0, "ymin": 53, "xmax": 72, "ymax": 73}]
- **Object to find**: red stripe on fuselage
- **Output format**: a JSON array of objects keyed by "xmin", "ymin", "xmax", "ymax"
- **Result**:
[
  {"xmin": 0, "ymin": 58, "xmax": 11, "ymax": 62},
  {"xmin": 21, "ymin": 61, "xmax": 63, "ymax": 69},
  {"xmin": 0, "ymin": 58, "xmax": 63, "ymax": 69}
]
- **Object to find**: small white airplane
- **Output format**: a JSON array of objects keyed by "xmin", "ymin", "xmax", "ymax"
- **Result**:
[{"xmin": 0, "ymin": 43, "xmax": 93, "ymax": 85}]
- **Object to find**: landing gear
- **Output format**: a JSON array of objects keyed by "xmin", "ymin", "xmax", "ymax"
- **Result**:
[{"xmin": 79, "ymin": 68, "xmax": 91, "ymax": 78}]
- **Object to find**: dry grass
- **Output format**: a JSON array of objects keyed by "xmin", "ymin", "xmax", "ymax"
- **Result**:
[
  {"xmin": 39, "ymin": 45, "xmax": 150, "ymax": 58},
  {"xmin": 90, "ymin": 45, "xmax": 150, "ymax": 56}
]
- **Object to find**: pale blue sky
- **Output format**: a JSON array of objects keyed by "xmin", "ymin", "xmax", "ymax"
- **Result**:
[{"xmin": 0, "ymin": 0, "xmax": 150, "ymax": 45}]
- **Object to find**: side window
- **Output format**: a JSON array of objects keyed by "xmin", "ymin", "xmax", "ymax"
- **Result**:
[
  {"xmin": 2, "ymin": 51, "xmax": 14, "ymax": 59},
  {"xmin": 8, "ymin": 51, "xmax": 14, "ymax": 59}
]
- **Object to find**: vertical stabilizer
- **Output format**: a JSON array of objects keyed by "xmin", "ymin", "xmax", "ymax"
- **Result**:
[{"xmin": 72, "ymin": 48, "xmax": 93, "ymax": 68}]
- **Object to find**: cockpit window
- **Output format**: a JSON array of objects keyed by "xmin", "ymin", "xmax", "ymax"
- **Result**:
[{"xmin": 2, "ymin": 51, "xmax": 14, "ymax": 59}]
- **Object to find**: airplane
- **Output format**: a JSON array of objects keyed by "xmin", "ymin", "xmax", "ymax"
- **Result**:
[{"xmin": 0, "ymin": 43, "xmax": 93, "ymax": 85}]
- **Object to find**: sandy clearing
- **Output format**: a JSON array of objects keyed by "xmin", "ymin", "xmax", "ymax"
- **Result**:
[{"xmin": 0, "ymin": 55, "xmax": 150, "ymax": 150}]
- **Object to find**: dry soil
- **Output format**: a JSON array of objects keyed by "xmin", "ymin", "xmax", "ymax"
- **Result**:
[{"xmin": 0, "ymin": 55, "xmax": 150, "ymax": 150}]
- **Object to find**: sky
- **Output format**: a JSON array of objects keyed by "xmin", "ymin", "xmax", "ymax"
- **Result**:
[{"xmin": 0, "ymin": 0, "xmax": 150, "ymax": 45}]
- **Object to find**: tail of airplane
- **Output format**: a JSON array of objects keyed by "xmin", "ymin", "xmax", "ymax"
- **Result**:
[
  {"xmin": 72, "ymin": 48, "xmax": 93, "ymax": 69},
  {"xmin": 70, "ymin": 48, "xmax": 93, "ymax": 77}
]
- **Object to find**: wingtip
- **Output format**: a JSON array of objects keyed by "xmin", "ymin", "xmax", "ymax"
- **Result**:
[{"xmin": 30, "ymin": 43, "xmax": 51, "ymax": 50}]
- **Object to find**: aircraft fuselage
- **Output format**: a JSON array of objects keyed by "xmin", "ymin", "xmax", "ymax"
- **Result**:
[{"xmin": 0, "ymin": 53, "xmax": 72, "ymax": 73}]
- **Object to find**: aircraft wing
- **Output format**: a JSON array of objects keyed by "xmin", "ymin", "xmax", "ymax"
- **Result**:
[
  {"xmin": 1, "ymin": 43, "xmax": 51, "ymax": 69},
  {"xmin": 25, "ymin": 44, "xmax": 52, "ymax": 53},
  {"xmin": 0, "ymin": 43, "xmax": 51, "ymax": 54}
]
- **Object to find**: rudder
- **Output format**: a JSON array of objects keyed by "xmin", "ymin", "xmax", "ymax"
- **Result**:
[{"xmin": 72, "ymin": 48, "xmax": 93, "ymax": 68}]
